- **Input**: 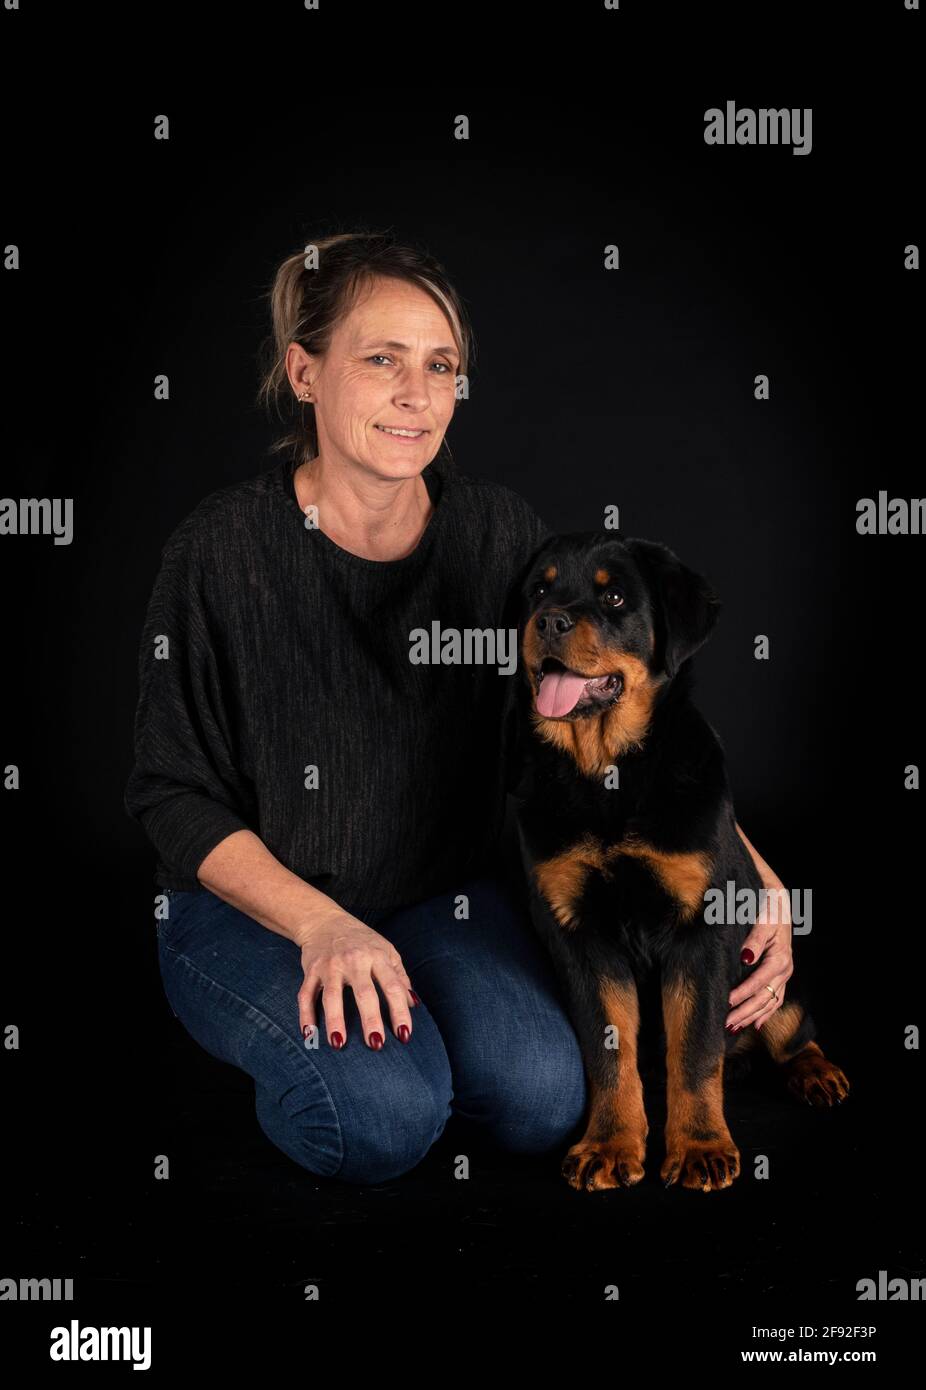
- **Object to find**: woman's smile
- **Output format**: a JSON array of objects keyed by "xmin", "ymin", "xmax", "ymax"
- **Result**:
[{"xmin": 375, "ymin": 424, "xmax": 429, "ymax": 441}]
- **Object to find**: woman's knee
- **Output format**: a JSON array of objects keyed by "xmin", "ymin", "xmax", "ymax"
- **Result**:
[
  {"xmin": 459, "ymin": 1031, "xmax": 588, "ymax": 1156},
  {"xmin": 492, "ymin": 1075, "xmax": 587, "ymax": 1155},
  {"xmin": 255, "ymin": 1051, "xmax": 453, "ymax": 1185}
]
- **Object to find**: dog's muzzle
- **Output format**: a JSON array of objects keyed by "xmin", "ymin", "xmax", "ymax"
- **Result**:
[{"xmin": 534, "ymin": 655, "xmax": 624, "ymax": 719}]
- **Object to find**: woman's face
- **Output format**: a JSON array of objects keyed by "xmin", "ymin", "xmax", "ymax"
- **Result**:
[{"xmin": 290, "ymin": 277, "xmax": 460, "ymax": 475}]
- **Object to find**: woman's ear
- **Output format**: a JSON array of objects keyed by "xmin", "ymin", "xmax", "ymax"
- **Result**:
[{"xmin": 623, "ymin": 537, "xmax": 722, "ymax": 677}]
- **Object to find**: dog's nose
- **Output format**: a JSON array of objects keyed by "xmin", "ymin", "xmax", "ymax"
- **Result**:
[{"xmin": 536, "ymin": 608, "xmax": 575, "ymax": 637}]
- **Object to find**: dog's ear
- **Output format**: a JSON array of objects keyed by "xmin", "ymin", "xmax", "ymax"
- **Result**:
[{"xmin": 623, "ymin": 537, "xmax": 721, "ymax": 677}]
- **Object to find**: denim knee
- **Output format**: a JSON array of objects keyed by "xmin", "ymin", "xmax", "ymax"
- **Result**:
[
  {"xmin": 490, "ymin": 1080, "xmax": 587, "ymax": 1155},
  {"xmin": 462, "ymin": 1048, "xmax": 587, "ymax": 1156},
  {"xmin": 255, "ymin": 1060, "xmax": 453, "ymax": 1185},
  {"xmin": 338, "ymin": 1082, "xmax": 452, "ymax": 1184}
]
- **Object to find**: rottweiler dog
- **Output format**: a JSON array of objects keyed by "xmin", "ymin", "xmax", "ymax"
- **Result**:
[{"xmin": 505, "ymin": 530, "xmax": 849, "ymax": 1193}]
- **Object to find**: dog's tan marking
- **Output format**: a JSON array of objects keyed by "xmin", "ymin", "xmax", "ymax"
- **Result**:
[
  {"xmin": 533, "ymin": 833, "xmax": 607, "ymax": 930},
  {"xmin": 542, "ymin": 564, "xmax": 557, "ymax": 582},
  {"xmin": 562, "ymin": 978, "xmax": 648, "ymax": 1191},
  {"xmin": 594, "ymin": 567, "xmax": 610, "ymax": 586},
  {"xmin": 661, "ymin": 975, "xmax": 740, "ymax": 1191},
  {"xmin": 759, "ymin": 1000, "xmax": 809, "ymax": 1063},
  {"xmin": 615, "ymin": 836, "xmax": 712, "ymax": 919},
  {"xmin": 534, "ymin": 833, "xmax": 712, "ymax": 926}
]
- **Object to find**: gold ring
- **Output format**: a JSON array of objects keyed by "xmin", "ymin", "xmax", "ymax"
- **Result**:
[{"xmin": 765, "ymin": 985, "xmax": 779, "ymax": 1003}]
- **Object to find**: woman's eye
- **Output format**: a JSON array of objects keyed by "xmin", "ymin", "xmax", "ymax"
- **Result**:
[
  {"xmin": 603, "ymin": 590, "xmax": 624, "ymax": 608},
  {"xmin": 367, "ymin": 355, "xmax": 452, "ymax": 372}
]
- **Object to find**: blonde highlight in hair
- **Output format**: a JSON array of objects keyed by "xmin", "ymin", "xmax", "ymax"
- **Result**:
[{"xmin": 256, "ymin": 230, "xmax": 474, "ymax": 470}]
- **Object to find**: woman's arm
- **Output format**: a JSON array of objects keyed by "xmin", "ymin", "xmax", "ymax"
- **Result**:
[
  {"xmin": 196, "ymin": 828, "xmax": 349, "ymax": 947},
  {"xmin": 196, "ymin": 829, "xmax": 418, "ymax": 1049},
  {"xmin": 735, "ymin": 822, "xmax": 779, "ymax": 890},
  {"xmin": 725, "ymin": 822, "xmax": 795, "ymax": 1031}
]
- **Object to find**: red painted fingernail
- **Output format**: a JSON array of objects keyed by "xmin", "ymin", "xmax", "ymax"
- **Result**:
[
  {"xmin": 330, "ymin": 1031, "xmax": 344, "ymax": 1049},
  {"xmin": 369, "ymin": 1032, "xmax": 384, "ymax": 1050},
  {"xmin": 410, "ymin": 990, "xmax": 421, "ymax": 1006},
  {"xmin": 732, "ymin": 1025, "xmax": 743, "ymax": 1033},
  {"xmin": 302, "ymin": 1024, "xmax": 311, "ymax": 1039},
  {"xmin": 725, "ymin": 1024, "xmax": 735, "ymax": 1032},
  {"xmin": 741, "ymin": 948, "xmax": 755, "ymax": 964},
  {"xmin": 397, "ymin": 1024, "xmax": 410, "ymax": 1043}
]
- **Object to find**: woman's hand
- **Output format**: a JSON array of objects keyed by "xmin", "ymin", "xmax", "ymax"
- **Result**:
[
  {"xmin": 295, "ymin": 907, "xmax": 418, "ymax": 1051},
  {"xmin": 726, "ymin": 824, "xmax": 794, "ymax": 1032}
]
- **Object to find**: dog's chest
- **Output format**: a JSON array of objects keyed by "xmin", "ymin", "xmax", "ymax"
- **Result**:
[{"xmin": 526, "ymin": 826, "xmax": 713, "ymax": 934}]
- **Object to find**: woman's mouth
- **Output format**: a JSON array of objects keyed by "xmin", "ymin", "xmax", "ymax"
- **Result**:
[{"xmin": 375, "ymin": 425, "xmax": 428, "ymax": 440}]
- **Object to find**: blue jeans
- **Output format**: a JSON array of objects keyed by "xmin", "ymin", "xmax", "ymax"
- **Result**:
[{"xmin": 156, "ymin": 875, "xmax": 587, "ymax": 1184}]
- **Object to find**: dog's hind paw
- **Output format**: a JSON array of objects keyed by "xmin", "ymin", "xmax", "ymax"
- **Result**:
[{"xmin": 784, "ymin": 1045, "xmax": 850, "ymax": 1107}]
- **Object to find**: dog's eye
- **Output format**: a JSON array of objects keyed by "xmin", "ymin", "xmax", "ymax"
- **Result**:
[
  {"xmin": 602, "ymin": 590, "xmax": 624, "ymax": 608},
  {"xmin": 529, "ymin": 581, "xmax": 547, "ymax": 599}
]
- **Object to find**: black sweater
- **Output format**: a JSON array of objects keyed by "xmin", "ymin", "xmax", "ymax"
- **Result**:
[{"xmin": 123, "ymin": 452, "xmax": 550, "ymax": 920}]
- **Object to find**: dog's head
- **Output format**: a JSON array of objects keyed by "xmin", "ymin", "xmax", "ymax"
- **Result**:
[{"xmin": 514, "ymin": 531, "xmax": 720, "ymax": 772}]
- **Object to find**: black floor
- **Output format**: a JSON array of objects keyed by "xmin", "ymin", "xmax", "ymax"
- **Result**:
[
  {"xmin": 4, "ymin": 1012, "xmax": 904, "ymax": 1295},
  {"xmin": 3, "ymin": 870, "xmax": 921, "ymax": 1369}
]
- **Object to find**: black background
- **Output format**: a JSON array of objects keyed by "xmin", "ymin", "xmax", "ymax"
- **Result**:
[{"xmin": 1, "ymin": 6, "xmax": 923, "ymax": 1369}]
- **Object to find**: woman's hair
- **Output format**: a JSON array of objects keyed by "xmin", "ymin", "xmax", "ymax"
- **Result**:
[{"xmin": 256, "ymin": 229, "xmax": 474, "ymax": 470}]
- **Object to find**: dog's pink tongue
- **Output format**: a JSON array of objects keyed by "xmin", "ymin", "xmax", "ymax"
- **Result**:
[{"xmin": 537, "ymin": 668, "xmax": 589, "ymax": 718}]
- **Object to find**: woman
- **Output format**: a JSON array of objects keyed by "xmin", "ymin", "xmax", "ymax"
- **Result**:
[{"xmin": 124, "ymin": 231, "xmax": 793, "ymax": 1185}]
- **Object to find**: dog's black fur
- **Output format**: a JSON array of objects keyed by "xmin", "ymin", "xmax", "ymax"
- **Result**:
[{"xmin": 502, "ymin": 530, "xmax": 849, "ymax": 1192}]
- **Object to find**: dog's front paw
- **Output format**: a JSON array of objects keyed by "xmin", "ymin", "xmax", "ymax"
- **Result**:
[
  {"xmin": 561, "ymin": 1137, "xmax": 646, "ymax": 1192},
  {"xmin": 661, "ymin": 1136, "xmax": 740, "ymax": 1192}
]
